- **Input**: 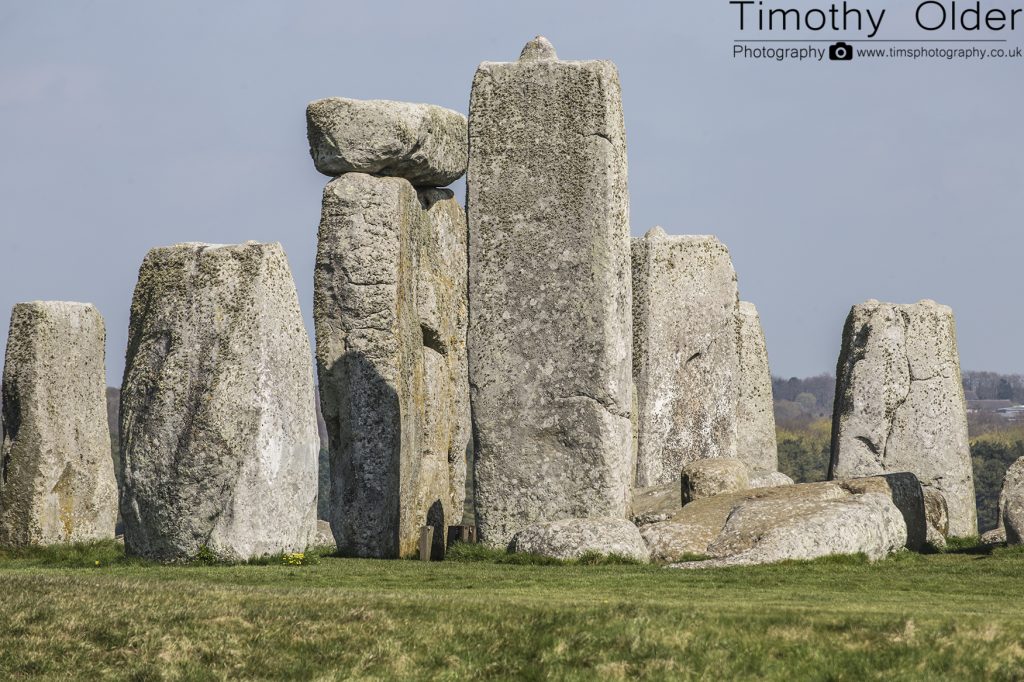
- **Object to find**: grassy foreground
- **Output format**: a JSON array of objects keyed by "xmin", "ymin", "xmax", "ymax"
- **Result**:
[{"xmin": 1, "ymin": 542, "xmax": 1023, "ymax": 680}]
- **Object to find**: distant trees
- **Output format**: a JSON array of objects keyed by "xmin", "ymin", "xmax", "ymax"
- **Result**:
[{"xmin": 963, "ymin": 371, "xmax": 1024, "ymax": 402}]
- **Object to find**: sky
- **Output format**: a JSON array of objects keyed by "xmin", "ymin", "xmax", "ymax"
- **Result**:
[{"xmin": 1, "ymin": 1, "xmax": 1021, "ymax": 383}]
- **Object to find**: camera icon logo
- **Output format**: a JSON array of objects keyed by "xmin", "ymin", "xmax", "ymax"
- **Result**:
[{"xmin": 829, "ymin": 41, "xmax": 854, "ymax": 61}]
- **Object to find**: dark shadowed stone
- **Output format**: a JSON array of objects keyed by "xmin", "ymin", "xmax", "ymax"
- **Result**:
[{"xmin": 315, "ymin": 173, "xmax": 469, "ymax": 558}]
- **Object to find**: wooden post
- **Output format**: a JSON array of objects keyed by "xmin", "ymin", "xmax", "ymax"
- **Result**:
[
  {"xmin": 447, "ymin": 524, "xmax": 477, "ymax": 548},
  {"xmin": 418, "ymin": 525, "xmax": 434, "ymax": 561}
]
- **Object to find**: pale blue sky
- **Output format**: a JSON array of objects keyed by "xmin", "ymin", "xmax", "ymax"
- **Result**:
[{"xmin": 1, "ymin": 1, "xmax": 1020, "ymax": 382}]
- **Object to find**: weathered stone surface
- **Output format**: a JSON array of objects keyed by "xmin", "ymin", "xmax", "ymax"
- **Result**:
[
  {"xmin": 510, "ymin": 517, "xmax": 650, "ymax": 562},
  {"xmin": 314, "ymin": 520, "xmax": 334, "ymax": 548},
  {"xmin": 735, "ymin": 302, "xmax": 778, "ymax": 476},
  {"xmin": 632, "ymin": 228, "xmax": 739, "ymax": 488},
  {"xmin": 838, "ymin": 473, "xmax": 927, "ymax": 551},
  {"xmin": 0, "ymin": 302, "xmax": 117, "ymax": 545},
  {"xmin": 630, "ymin": 482, "xmax": 679, "ymax": 526},
  {"xmin": 467, "ymin": 38, "xmax": 633, "ymax": 546},
  {"xmin": 120, "ymin": 242, "xmax": 319, "ymax": 562},
  {"xmin": 641, "ymin": 478, "xmax": 912, "ymax": 566},
  {"xmin": 996, "ymin": 457, "xmax": 1024, "ymax": 544},
  {"xmin": 315, "ymin": 172, "xmax": 469, "ymax": 558},
  {"xmin": 1005, "ymin": 494, "xmax": 1024, "ymax": 545},
  {"xmin": 750, "ymin": 472, "xmax": 795, "ymax": 489},
  {"xmin": 306, "ymin": 98, "xmax": 467, "ymax": 186},
  {"xmin": 981, "ymin": 526, "xmax": 1007, "ymax": 545},
  {"xmin": 681, "ymin": 458, "xmax": 749, "ymax": 504},
  {"xmin": 829, "ymin": 300, "xmax": 977, "ymax": 537},
  {"xmin": 923, "ymin": 487, "xmax": 949, "ymax": 543}
]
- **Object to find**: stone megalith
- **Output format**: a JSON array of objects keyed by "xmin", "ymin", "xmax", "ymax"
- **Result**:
[
  {"xmin": 315, "ymin": 172, "xmax": 470, "ymax": 559},
  {"xmin": 467, "ymin": 36, "xmax": 633, "ymax": 547},
  {"xmin": 0, "ymin": 302, "xmax": 117, "ymax": 546},
  {"xmin": 735, "ymin": 302, "xmax": 779, "ymax": 476},
  {"xmin": 996, "ymin": 457, "xmax": 1024, "ymax": 544},
  {"xmin": 632, "ymin": 228, "xmax": 739, "ymax": 488},
  {"xmin": 829, "ymin": 300, "xmax": 977, "ymax": 537},
  {"xmin": 119, "ymin": 242, "xmax": 319, "ymax": 562},
  {"xmin": 306, "ymin": 98, "xmax": 467, "ymax": 187}
]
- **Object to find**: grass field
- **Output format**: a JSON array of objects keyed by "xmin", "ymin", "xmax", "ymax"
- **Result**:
[{"xmin": 1, "ymin": 542, "xmax": 1023, "ymax": 680}]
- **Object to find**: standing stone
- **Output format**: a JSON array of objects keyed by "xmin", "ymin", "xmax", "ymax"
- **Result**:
[
  {"xmin": 315, "ymin": 172, "xmax": 469, "ymax": 558},
  {"xmin": 0, "ymin": 302, "xmax": 117, "ymax": 545},
  {"xmin": 996, "ymin": 457, "xmax": 1024, "ymax": 544},
  {"xmin": 467, "ymin": 37, "xmax": 633, "ymax": 546},
  {"xmin": 120, "ymin": 242, "xmax": 319, "ymax": 562},
  {"xmin": 829, "ymin": 300, "xmax": 977, "ymax": 537},
  {"xmin": 632, "ymin": 228, "xmax": 739, "ymax": 488},
  {"xmin": 735, "ymin": 302, "xmax": 779, "ymax": 476}
]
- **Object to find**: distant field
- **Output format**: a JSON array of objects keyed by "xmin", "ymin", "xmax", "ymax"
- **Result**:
[{"xmin": 1, "ymin": 543, "xmax": 1023, "ymax": 680}]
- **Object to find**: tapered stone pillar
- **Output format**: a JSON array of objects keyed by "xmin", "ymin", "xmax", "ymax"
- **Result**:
[
  {"xmin": 829, "ymin": 299, "xmax": 976, "ymax": 538},
  {"xmin": 0, "ymin": 302, "xmax": 117, "ymax": 546},
  {"xmin": 467, "ymin": 37, "xmax": 633, "ymax": 546}
]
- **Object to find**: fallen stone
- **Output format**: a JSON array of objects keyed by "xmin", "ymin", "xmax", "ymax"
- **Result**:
[
  {"xmin": 749, "ymin": 472, "xmax": 795, "ymax": 489},
  {"xmin": 981, "ymin": 526, "xmax": 1006, "ymax": 545},
  {"xmin": 509, "ymin": 517, "xmax": 650, "ymax": 562},
  {"xmin": 838, "ymin": 472, "xmax": 927, "ymax": 551},
  {"xmin": 315, "ymin": 173, "xmax": 469, "ymax": 558},
  {"xmin": 630, "ymin": 482, "xmax": 679, "ymax": 526},
  {"xmin": 120, "ymin": 242, "xmax": 319, "ymax": 562},
  {"xmin": 641, "ymin": 477, "xmax": 913, "ymax": 567},
  {"xmin": 306, "ymin": 97, "xmax": 467, "ymax": 186},
  {"xmin": 0, "ymin": 302, "xmax": 117, "ymax": 546},
  {"xmin": 467, "ymin": 37, "xmax": 633, "ymax": 546},
  {"xmin": 735, "ymin": 302, "xmax": 779, "ymax": 476},
  {"xmin": 681, "ymin": 458, "xmax": 749, "ymax": 504},
  {"xmin": 829, "ymin": 300, "xmax": 977, "ymax": 537},
  {"xmin": 633, "ymin": 228, "xmax": 739, "ymax": 487}
]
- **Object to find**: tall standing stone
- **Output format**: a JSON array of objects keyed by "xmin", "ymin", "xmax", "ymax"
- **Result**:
[
  {"xmin": 735, "ymin": 301, "xmax": 779, "ymax": 476},
  {"xmin": 467, "ymin": 37, "xmax": 633, "ymax": 546},
  {"xmin": 0, "ymin": 302, "xmax": 117, "ymax": 545},
  {"xmin": 119, "ymin": 242, "xmax": 319, "ymax": 561},
  {"xmin": 315, "ymin": 172, "xmax": 470, "ymax": 558},
  {"xmin": 829, "ymin": 299, "xmax": 977, "ymax": 537},
  {"xmin": 632, "ymin": 228, "xmax": 739, "ymax": 488}
]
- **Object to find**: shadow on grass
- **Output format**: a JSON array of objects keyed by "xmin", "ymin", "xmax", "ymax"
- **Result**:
[{"xmin": 0, "ymin": 539, "xmax": 148, "ymax": 568}]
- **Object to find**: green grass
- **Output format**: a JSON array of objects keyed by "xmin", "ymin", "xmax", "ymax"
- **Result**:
[{"xmin": 1, "ymin": 543, "xmax": 1023, "ymax": 680}]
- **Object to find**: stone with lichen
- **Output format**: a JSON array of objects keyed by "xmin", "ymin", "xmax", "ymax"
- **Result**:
[
  {"xmin": 467, "ymin": 36, "xmax": 633, "ymax": 547},
  {"xmin": 632, "ymin": 228, "xmax": 739, "ymax": 488},
  {"xmin": 315, "ymin": 173, "xmax": 469, "ymax": 559},
  {"xmin": 119, "ymin": 242, "xmax": 319, "ymax": 562},
  {"xmin": 828, "ymin": 300, "xmax": 976, "ymax": 538},
  {"xmin": 306, "ymin": 98, "xmax": 467, "ymax": 187},
  {"xmin": 735, "ymin": 301, "xmax": 778, "ymax": 476},
  {"xmin": 0, "ymin": 301, "xmax": 117, "ymax": 546}
]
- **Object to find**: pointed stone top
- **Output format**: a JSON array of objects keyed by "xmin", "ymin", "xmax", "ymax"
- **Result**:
[
  {"xmin": 644, "ymin": 225, "xmax": 669, "ymax": 239},
  {"xmin": 519, "ymin": 36, "xmax": 558, "ymax": 62}
]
